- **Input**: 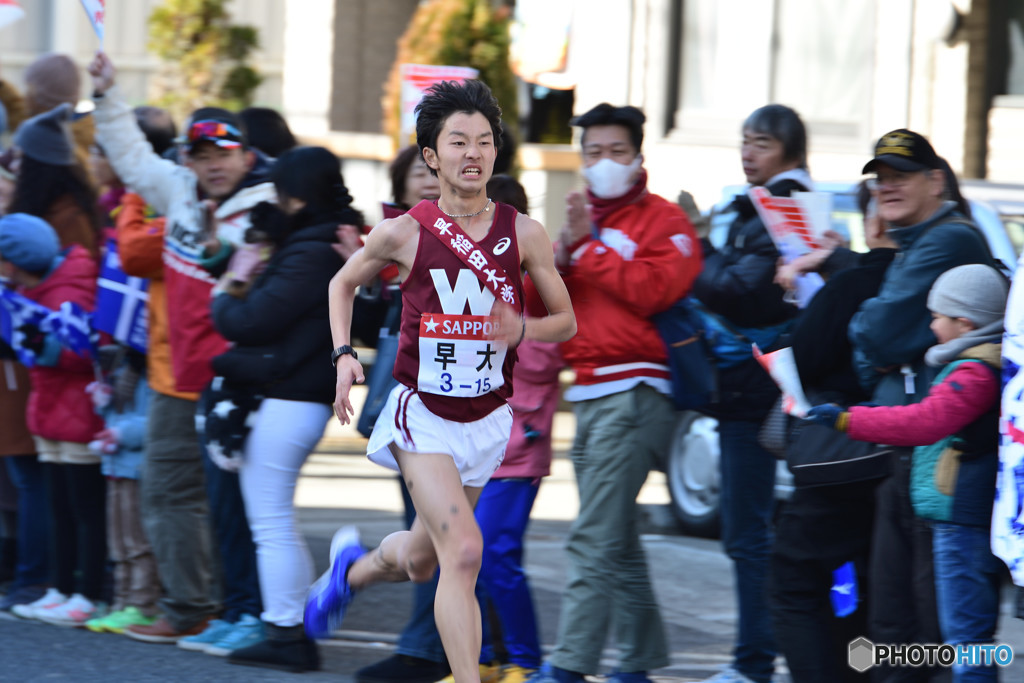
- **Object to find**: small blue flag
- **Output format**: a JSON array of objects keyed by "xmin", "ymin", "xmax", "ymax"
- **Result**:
[
  {"xmin": 0, "ymin": 287, "xmax": 56, "ymax": 366},
  {"xmin": 43, "ymin": 300, "xmax": 97, "ymax": 359},
  {"xmin": 94, "ymin": 239, "xmax": 148, "ymax": 353},
  {"xmin": 830, "ymin": 561, "xmax": 859, "ymax": 617}
]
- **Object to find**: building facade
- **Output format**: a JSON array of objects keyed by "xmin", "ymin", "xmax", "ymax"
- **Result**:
[{"xmin": 2, "ymin": 0, "xmax": 1018, "ymax": 229}]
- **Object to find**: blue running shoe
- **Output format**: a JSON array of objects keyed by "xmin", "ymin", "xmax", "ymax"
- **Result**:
[
  {"xmin": 304, "ymin": 526, "xmax": 365, "ymax": 638},
  {"xmin": 607, "ymin": 672, "xmax": 653, "ymax": 683},
  {"xmin": 204, "ymin": 613, "xmax": 265, "ymax": 656},
  {"xmin": 527, "ymin": 662, "xmax": 586, "ymax": 683}
]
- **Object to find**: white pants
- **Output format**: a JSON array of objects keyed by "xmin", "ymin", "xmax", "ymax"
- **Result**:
[{"xmin": 240, "ymin": 398, "xmax": 332, "ymax": 627}]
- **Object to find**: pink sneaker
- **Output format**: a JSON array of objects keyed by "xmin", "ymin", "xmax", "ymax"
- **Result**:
[
  {"xmin": 36, "ymin": 593, "xmax": 102, "ymax": 627},
  {"xmin": 11, "ymin": 588, "xmax": 66, "ymax": 620}
]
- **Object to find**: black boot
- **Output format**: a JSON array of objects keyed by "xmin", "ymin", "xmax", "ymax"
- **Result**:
[
  {"xmin": 356, "ymin": 654, "xmax": 451, "ymax": 683},
  {"xmin": 227, "ymin": 622, "xmax": 320, "ymax": 673}
]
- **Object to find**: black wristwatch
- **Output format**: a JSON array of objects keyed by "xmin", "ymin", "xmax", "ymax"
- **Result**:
[{"xmin": 331, "ymin": 345, "xmax": 358, "ymax": 367}]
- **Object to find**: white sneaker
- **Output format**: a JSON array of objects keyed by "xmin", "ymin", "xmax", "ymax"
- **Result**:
[
  {"xmin": 702, "ymin": 670, "xmax": 757, "ymax": 683},
  {"xmin": 11, "ymin": 588, "xmax": 67, "ymax": 620},
  {"xmin": 36, "ymin": 593, "xmax": 101, "ymax": 627}
]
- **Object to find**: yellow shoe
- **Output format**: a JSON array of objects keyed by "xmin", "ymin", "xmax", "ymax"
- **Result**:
[
  {"xmin": 499, "ymin": 664, "xmax": 538, "ymax": 683},
  {"xmin": 436, "ymin": 663, "xmax": 502, "ymax": 683}
]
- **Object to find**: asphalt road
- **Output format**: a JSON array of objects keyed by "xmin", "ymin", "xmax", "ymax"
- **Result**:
[{"xmin": 0, "ymin": 402, "xmax": 1022, "ymax": 682}]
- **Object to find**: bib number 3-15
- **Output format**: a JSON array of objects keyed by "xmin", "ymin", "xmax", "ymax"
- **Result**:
[{"xmin": 417, "ymin": 313, "xmax": 506, "ymax": 397}]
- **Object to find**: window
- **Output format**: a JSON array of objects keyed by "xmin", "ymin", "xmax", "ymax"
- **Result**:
[{"xmin": 676, "ymin": 0, "xmax": 876, "ymax": 145}]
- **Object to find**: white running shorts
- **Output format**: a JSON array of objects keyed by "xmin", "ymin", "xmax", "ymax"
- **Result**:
[{"xmin": 366, "ymin": 385, "xmax": 513, "ymax": 487}]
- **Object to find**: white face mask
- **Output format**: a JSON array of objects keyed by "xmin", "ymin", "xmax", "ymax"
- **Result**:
[{"xmin": 582, "ymin": 155, "xmax": 643, "ymax": 199}]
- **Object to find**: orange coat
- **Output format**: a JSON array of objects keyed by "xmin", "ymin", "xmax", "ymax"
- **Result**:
[{"xmin": 115, "ymin": 193, "xmax": 198, "ymax": 401}]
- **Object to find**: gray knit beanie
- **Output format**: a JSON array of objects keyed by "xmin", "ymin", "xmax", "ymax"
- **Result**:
[
  {"xmin": 13, "ymin": 103, "xmax": 75, "ymax": 166},
  {"xmin": 927, "ymin": 264, "xmax": 1009, "ymax": 328}
]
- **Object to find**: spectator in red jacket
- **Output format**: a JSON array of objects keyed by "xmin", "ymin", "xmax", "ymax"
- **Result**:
[
  {"xmin": 538, "ymin": 103, "xmax": 702, "ymax": 683},
  {"xmin": 0, "ymin": 213, "xmax": 105, "ymax": 627}
]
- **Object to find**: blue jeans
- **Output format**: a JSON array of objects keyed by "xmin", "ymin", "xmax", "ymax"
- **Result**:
[
  {"xmin": 396, "ymin": 477, "xmax": 446, "ymax": 663},
  {"xmin": 4, "ymin": 455, "xmax": 49, "ymax": 588},
  {"xmin": 197, "ymin": 387, "xmax": 262, "ymax": 623},
  {"xmin": 932, "ymin": 523, "xmax": 1002, "ymax": 683},
  {"xmin": 476, "ymin": 478, "xmax": 541, "ymax": 668},
  {"xmin": 201, "ymin": 454, "xmax": 262, "ymax": 622},
  {"xmin": 718, "ymin": 419, "xmax": 777, "ymax": 683}
]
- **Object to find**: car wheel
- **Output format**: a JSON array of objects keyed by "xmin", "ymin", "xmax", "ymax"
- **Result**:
[{"xmin": 666, "ymin": 412, "xmax": 721, "ymax": 538}]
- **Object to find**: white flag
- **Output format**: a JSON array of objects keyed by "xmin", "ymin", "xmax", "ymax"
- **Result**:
[
  {"xmin": 0, "ymin": 0, "xmax": 25, "ymax": 30},
  {"xmin": 79, "ymin": 0, "xmax": 106, "ymax": 44}
]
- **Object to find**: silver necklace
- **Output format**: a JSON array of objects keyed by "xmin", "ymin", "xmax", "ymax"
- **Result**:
[{"xmin": 439, "ymin": 198, "xmax": 492, "ymax": 219}]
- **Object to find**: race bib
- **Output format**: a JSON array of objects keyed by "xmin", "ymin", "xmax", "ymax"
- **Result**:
[{"xmin": 417, "ymin": 313, "xmax": 507, "ymax": 397}]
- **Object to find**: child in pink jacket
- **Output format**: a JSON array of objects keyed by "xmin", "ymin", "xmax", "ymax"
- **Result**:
[{"xmin": 807, "ymin": 264, "xmax": 1007, "ymax": 682}]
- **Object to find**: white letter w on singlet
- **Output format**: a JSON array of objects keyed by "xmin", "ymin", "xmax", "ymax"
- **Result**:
[{"xmin": 430, "ymin": 269, "xmax": 495, "ymax": 315}]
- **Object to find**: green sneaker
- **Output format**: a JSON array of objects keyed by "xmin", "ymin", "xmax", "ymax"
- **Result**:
[
  {"xmin": 107, "ymin": 606, "xmax": 157, "ymax": 634},
  {"xmin": 86, "ymin": 606, "xmax": 154, "ymax": 633},
  {"xmin": 85, "ymin": 607, "xmax": 122, "ymax": 633},
  {"xmin": 85, "ymin": 612, "xmax": 112, "ymax": 633}
]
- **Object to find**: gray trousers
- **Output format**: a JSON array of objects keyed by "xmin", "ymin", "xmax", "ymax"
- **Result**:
[
  {"xmin": 550, "ymin": 384, "xmax": 676, "ymax": 674},
  {"xmin": 141, "ymin": 392, "xmax": 217, "ymax": 630}
]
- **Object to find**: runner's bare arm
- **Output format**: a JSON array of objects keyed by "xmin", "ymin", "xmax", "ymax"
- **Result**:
[
  {"xmin": 328, "ymin": 217, "xmax": 416, "ymax": 423},
  {"xmin": 512, "ymin": 214, "xmax": 576, "ymax": 343}
]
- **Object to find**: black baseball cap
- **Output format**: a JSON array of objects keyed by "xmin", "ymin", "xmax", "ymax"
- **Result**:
[{"xmin": 862, "ymin": 129, "xmax": 941, "ymax": 174}]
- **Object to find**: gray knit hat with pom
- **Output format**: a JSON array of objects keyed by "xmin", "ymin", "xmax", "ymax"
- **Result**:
[{"xmin": 927, "ymin": 264, "xmax": 1008, "ymax": 328}]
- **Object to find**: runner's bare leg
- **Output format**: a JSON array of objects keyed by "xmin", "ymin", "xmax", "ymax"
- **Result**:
[{"xmin": 346, "ymin": 447, "xmax": 484, "ymax": 683}]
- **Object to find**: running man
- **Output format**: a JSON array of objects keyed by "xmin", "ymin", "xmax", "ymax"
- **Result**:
[{"xmin": 306, "ymin": 80, "xmax": 576, "ymax": 683}]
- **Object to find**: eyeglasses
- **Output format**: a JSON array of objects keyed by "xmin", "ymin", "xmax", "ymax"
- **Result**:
[
  {"xmin": 865, "ymin": 170, "xmax": 927, "ymax": 191},
  {"xmin": 186, "ymin": 120, "xmax": 242, "ymax": 144}
]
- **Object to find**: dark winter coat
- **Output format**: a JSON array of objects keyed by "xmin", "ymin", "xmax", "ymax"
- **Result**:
[
  {"xmin": 792, "ymin": 248, "xmax": 896, "ymax": 401},
  {"xmin": 849, "ymin": 202, "xmax": 994, "ymax": 406},
  {"xmin": 210, "ymin": 209, "xmax": 349, "ymax": 404},
  {"xmin": 691, "ymin": 175, "xmax": 805, "ymax": 420}
]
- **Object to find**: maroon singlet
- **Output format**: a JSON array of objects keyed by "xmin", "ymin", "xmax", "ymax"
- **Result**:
[{"xmin": 392, "ymin": 201, "xmax": 523, "ymax": 423}]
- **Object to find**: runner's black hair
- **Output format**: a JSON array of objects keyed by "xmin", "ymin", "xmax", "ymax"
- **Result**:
[{"xmin": 415, "ymin": 80, "xmax": 503, "ymax": 177}]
